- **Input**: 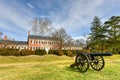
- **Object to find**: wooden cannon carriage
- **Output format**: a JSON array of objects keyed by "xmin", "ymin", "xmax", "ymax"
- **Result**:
[{"xmin": 70, "ymin": 52, "xmax": 112, "ymax": 73}]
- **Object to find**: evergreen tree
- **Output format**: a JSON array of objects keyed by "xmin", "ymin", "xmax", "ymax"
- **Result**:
[
  {"xmin": 103, "ymin": 16, "xmax": 120, "ymax": 54},
  {"xmin": 88, "ymin": 16, "xmax": 120, "ymax": 53},
  {"xmin": 89, "ymin": 16, "xmax": 105, "ymax": 52}
]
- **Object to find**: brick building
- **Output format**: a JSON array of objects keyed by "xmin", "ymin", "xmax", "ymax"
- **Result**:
[
  {"xmin": 0, "ymin": 35, "xmax": 82, "ymax": 50},
  {"xmin": 0, "ymin": 36, "xmax": 28, "ymax": 50},
  {"xmin": 28, "ymin": 35, "xmax": 60, "ymax": 50},
  {"xmin": 0, "ymin": 40, "xmax": 28, "ymax": 50}
]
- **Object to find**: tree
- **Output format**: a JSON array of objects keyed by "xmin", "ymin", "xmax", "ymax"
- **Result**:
[
  {"xmin": 74, "ymin": 39, "xmax": 86, "ymax": 47},
  {"xmin": 89, "ymin": 16, "xmax": 106, "ymax": 52},
  {"xmin": 90, "ymin": 16, "xmax": 104, "ymax": 41},
  {"xmin": 51, "ymin": 27, "xmax": 70, "ymax": 49},
  {"xmin": 0, "ymin": 31, "xmax": 3, "ymax": 40},
  {"xmin": 29, "ymin": 17, "xmax": 53, "ymax": 36},
  {"xmin": 8, "ymin": 37, "xmax": 15, "ymax": 41},
  {"xmin": 103, "ymin": 16, "xmax": 120, "ymax": 54},
  {"xmin": 64, "ymin": 36, "xmax": 74, "ymax": 50},
  {"xmin": 104, "ymin": 16, "xmax": 120, "ymax": 41}
]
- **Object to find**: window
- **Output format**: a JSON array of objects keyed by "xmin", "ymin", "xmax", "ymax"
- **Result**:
[
  {"xmin": 32, "ymin": 40, "xmax": 34, "ymax": 44},
  {"xmin": 36, "ymin": 40, "xmax": 37, "ymax": 44},
  {"xmin": 32, "ymin": 47, "xmax": 34, "ymax": 50},
  {"xmin": 38, "ymin": 40, "xmax": 39, "ymax": 44}
]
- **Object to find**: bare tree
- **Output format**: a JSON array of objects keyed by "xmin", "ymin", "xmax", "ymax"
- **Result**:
[
  {"xmin": 74, "ymin": 39, "xmax": 86, "ymax": 47},
  {"xmin": 64, "ymin": 37, "xmax": 75, "ymax": 50},
  {"xmin": 29, "ymin": 18, "xmax": 38, "ymax": 35},
  {"xmin": 8, "ymin": 36, "xmax": 15, "ymax": 41},
  {"xmin": 0, "ymin": 31, "xmax": 3, "ymax": 40},
  {"xmin": 51, "ymin": 27, "xmax": 70, "ymax": 49},
  {"xmin": 29, "ymin": 17, "xmax": 53, "ymax": 36}
]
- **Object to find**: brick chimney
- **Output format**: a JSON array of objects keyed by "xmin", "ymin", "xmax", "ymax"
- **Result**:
[{"xmin": 4, "ymin": 36, "xmax": 8, "ymax": 40}]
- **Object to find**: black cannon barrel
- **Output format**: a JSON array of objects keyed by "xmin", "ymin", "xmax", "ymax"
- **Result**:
[{"xmin": 88, "ymin": 52, "xmax": 112, "ymax": 56}]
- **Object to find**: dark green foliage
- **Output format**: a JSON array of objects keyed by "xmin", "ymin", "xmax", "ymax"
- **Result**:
[
  {"xmin": 0, "ymin": 48, "xmax": 19, "ymax": 56},
  {"xmin": 89, "ymin": 16, "xmax": 105, "ymax": 51},
  {"xmin": 48, "ymin": 50, "xmax": 55, "ymax": 54},
  {"xmin": 72, "ymin": 50, "xmax": 77, "ymax": 56},
  {"xmin": 103, "ymin": 16, "xmax": 120, "ymax": 54},
  {"xmin": 52, "ymin": 50, "xmax": 58, "ymax": 55},
  {"xmin": 58, "ymin": 50, "xmax": 64, "ymax": 56},
  {"xmin": 35, "ymin": 50, "xmax": 46, "ymax": 55},
  {"xmin": 48, "ymin": 50, "xmax": 64, "ymax": 56},
  {"xmin": 65, "ymin": 50, "xmax": 73, "ymax": 57},
  {"xmin": 88, "ymin": 16, "xmax": 120, "ymax": 54},
  {"xmin": 0, "ymin": 49, "xmax": 35, "ymax": 56},
  {"xmin": 63, "ymin": 50, "xmax": 74, "ymax": 57},
  {"xmin": 53, "ymin": 50, "xmax": 64, "ymax": 56},
  {"xmin": 0, "ymin": 48, "xmax": 78, "ymax": 56},
  {"xmin": 49, "ymin": 50, "xmax": 76, "ymax": 57},
  {"xmin": 20, "ymin": 49, "xmax": 35, "ymax": 56},
  {"xmin": 90, "ymin": 16, "xmax": 104, "ymax": 41}
]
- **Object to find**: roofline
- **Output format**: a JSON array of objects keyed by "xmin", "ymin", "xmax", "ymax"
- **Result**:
[{"xmin": 28, "ymin": 35, "xmax": 59, "ymax": 41}]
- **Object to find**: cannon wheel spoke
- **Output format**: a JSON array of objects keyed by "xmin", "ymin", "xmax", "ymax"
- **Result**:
[
  {"xmin": 90, "ymin": 56, "xmax": 104, "ymax": 71},
  {"xmin": 76, "ymin": 53, "xmax": 89, "ymax": 73}
]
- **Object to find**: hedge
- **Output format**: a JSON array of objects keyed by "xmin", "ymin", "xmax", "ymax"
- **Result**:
[
  {"xmin": 0, "ymin": 49, "xmax": 35, "ymax": 56},
  {"xmin": 0, "ymin": 48, "xmax": 79, "ymax": 57},
  {"xmin": 35, "ymin": 50, "xmax": 46, "ymax": 55},
  {"xmin": 0, "ymin": 48, "xmax": 19, "ymax": 56}
]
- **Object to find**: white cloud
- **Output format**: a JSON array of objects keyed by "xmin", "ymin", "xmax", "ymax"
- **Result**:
[
  {"xmin": 73, "ymin": 34, "xmax": 90, "ymax": 41},
  {"xmin": 0, "ymin": 0, "xmax": 120, "ymax": 40},
  {"xmin": 49, "ymin": 0, "xmax": 108, "ymax": 37},
  {"xmin": 0, "ymin": 0, "xmax": 37, "ymax": 40},
  {"xmin": 0, "ymin": 1, "xmax": 35, "ymax": 33},
  {"xmin": 27, "ymin": 3, "xmax": 34, "ymax": 8},
  {"xmin": 73, "ymin": 36, "xmax": 87, "ymax": 40}
]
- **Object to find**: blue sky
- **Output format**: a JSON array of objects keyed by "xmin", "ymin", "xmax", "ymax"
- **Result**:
[{"xmin": 0, "ymin": 0, "xmax": 120, "ymax": 41}]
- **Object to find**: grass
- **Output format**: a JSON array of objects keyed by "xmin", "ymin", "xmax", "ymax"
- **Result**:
[{"xmin": 0, "ymin": 54, "xmax": 120, "ymax": 80}]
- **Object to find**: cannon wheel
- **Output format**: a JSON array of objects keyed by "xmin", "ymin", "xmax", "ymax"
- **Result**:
[
  {"xmin": 90, "ymin": 56, "xmax": 104, "ymax": 71},
  {"xmin": 75, "ymin": 53, "xmax": 89, "ymax": 73}
]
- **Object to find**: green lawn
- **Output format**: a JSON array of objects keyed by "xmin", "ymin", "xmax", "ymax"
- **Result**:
[{"xmin": 0, "ymin": 55, "xmax": 120, "ymax": 80}]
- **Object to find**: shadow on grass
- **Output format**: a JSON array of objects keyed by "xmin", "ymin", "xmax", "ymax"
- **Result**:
[
  {"xmin": 65, "ymin": 66, "xmax": 80, "ymax": 73},
  {"xmin": 65, "ymin": 66, "xmax": 101, "ymax": 74}
]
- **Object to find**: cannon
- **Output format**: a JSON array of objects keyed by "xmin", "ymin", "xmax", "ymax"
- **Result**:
[{"xmin": 70, "ymin": 52, "xmax": 112, "ymax": 73}]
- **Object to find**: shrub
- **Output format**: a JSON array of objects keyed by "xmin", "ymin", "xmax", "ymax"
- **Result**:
[
  {"xmin": 58, "ymin": 50, "xmax": 64, "ymax": 56},
  {"xmin": 28, "ymin": 50, "xmax": 35, "ymax": 55},
  {"xmin": 71, "ymin": 50, "xmax": 76, "ymax": 56},
  {"xmin": 0, "ymin": 48, "xmax": 19, "ymax": 56},
  {"xmin": 20, "ymin": 49, "xmax": 35, "ymax": 56},
  {"xmin": 35, "ymin": 50, "xmax": 46, "ymax": 55},
  {"xmin": 66, "ymin": 50, "xmax": 73, "ymax": 57},
  {"xmin": 62, "ymin": 50, "xmax": 67, "ymax": 55},
  {"xmin": 52, "ymin": 50, "xmax": 64, "ymax": 56},
  {"xmin": 14, "ymin": 50, "xmax": 20, "ymax": 56},
  {"xmin": 76, "ymin": 50, "xmax": 85, "ymax": 54},
  {"xmin": 48, "ymin": 50, "xmax": 54, "ymax": 54}
]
